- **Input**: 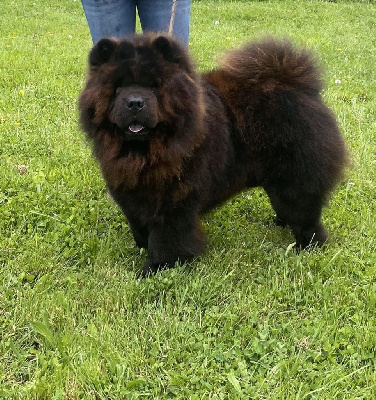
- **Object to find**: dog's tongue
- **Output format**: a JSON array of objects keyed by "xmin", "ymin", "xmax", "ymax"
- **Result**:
[{"xmin": 129, "ymin": 124, "xmax": 144, "ymax": 133}]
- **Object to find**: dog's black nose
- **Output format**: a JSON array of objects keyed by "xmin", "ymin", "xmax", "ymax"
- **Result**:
[{"xmin": 127, "ymin": 97, "xmax": 145, "ymax": 113}]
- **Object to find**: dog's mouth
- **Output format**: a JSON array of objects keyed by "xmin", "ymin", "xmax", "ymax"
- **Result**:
[
  {"xmin": 120, "ymin": 123, "xmax": 150, "ymax": 141},
  {"xmin": 113, "ymin": 116, "xmax": 158, "ymax": 142},
  {"xmin": 128, "ymin": 123, "xmax": 145, "ymax": 134}
]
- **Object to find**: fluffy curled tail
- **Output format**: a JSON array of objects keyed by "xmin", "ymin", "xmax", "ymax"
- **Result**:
[
  {"xmin": 207, "ymin": 36, "xmax": 348, "ymax": 195},
  {"xmin": 220, "ymin": 37, "xmax": 323, "ymax": 94}
]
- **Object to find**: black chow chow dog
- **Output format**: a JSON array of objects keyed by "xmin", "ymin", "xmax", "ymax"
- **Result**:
[{"xmin": 79, "ymin": 33, "xmax": 347, "ymax": 277}]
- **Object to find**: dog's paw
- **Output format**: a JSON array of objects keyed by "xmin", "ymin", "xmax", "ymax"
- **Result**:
[
  {"xmin": 137, "ymin": 260, "xmax": 170, "ymax": 279},
  {"xmin": 294, "ymin": 223, "xmax": 328, "ymax": 250}
]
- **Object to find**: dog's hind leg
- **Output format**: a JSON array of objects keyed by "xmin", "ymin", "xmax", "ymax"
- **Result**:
[{"xmin": 264, "ymin": 184, "xmax": 328, "ymax": 249}]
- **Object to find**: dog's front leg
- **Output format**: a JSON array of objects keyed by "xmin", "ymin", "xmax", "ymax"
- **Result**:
[{"xmin": 139, "ymin": 211, "xmax": 206, "ymax": 277}]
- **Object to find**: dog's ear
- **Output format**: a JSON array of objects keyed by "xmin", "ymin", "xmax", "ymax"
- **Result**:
[
  {"xmin": 89, "ymin": 38, "xmax": 118, "ymax": 67},
  {"xmin": 152, "ymin": 35, "xmax": 193, "ymax": 72},
  {"xmin": 152, "ymin": 36, "xmax": 174, "ymax": 61}
]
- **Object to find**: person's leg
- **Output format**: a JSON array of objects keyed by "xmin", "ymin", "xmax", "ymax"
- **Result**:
[
  {"xmin": 81, "ymin": 0, "xmax": 137, "ymax": 43},
  {"xmin": 137, "ymin": 0, "xmax": 191, "ymax": 46}
]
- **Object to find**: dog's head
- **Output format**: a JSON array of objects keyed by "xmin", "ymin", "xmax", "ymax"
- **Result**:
[{"xmin": 79, "ymin": 34, "xmax": 203, "ymax": 146}]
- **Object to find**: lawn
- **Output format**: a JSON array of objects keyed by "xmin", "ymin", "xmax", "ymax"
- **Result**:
[{"xmin": 0, "ymin": 0, "xmax": 375, "ymax": 398}]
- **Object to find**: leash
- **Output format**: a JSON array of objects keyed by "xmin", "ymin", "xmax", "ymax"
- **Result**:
[{"xmin": 168, "ymin": 0, "xmax": 178, "ymax": 35}]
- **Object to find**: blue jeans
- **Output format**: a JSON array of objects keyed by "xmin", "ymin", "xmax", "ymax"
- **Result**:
[{"xmin": 81, "ymin": 0, "xmax": 191, "ymax": 45}]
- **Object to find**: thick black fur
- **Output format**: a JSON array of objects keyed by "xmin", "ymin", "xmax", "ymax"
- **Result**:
[{"xmin": 79, "ymin": 34, "xmax": 347, "ymax": 277}]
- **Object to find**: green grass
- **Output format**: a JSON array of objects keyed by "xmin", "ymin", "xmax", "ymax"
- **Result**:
[{"xmin": 1, "ymin": 0, "xmax": 375, "ymax": 398}]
